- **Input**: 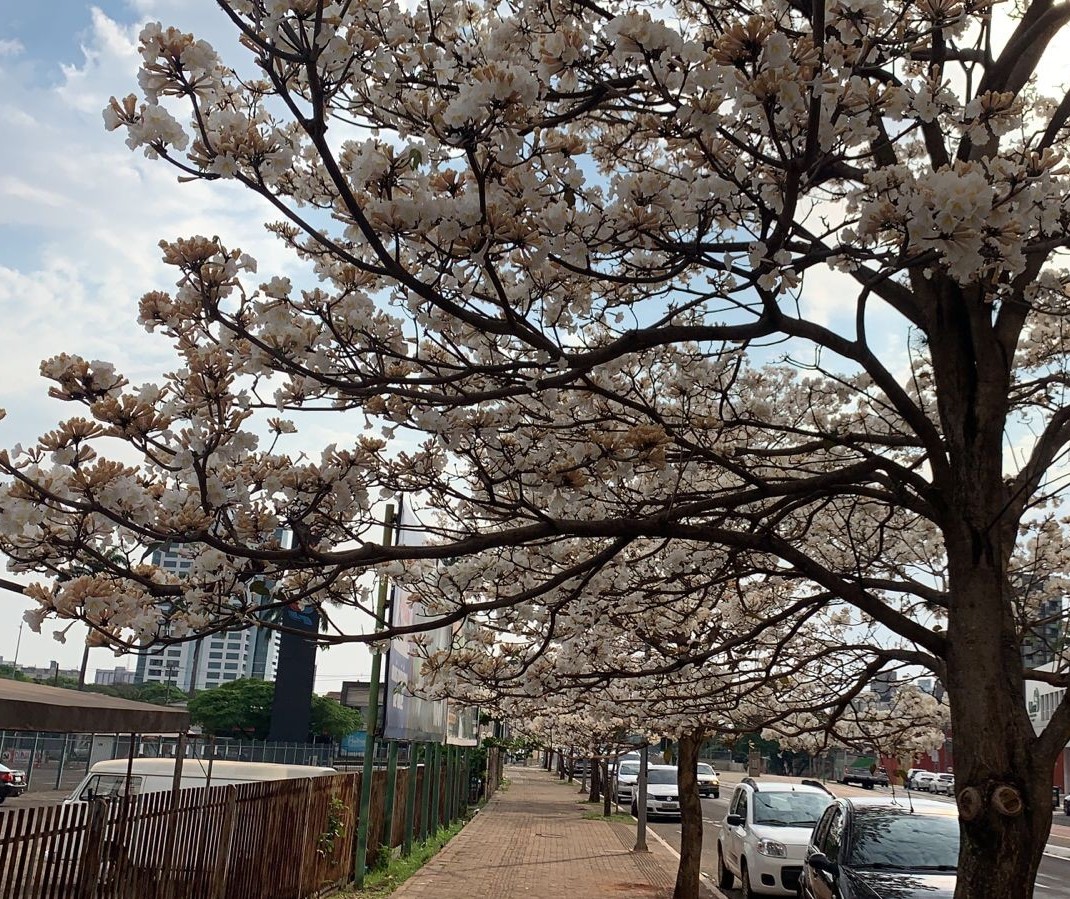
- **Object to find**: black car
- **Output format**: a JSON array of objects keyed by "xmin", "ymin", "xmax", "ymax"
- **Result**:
[
  {"xmin": 798, "ymin": 796, "xmax": 958, "ymax": 899},
  {"xmin": 0, "ymin": 763, "xmax": 27, "ymax": 804}
]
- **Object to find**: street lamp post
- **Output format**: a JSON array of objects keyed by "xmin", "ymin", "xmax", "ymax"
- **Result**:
[{"xmin": 10, "ymin": 621, "xmax": 24, "ymax": 677}]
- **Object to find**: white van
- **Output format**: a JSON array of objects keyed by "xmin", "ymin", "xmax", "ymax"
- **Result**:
[{"xmin": 65, "ymin": 758, "xmax": 336, "ymax": 803}]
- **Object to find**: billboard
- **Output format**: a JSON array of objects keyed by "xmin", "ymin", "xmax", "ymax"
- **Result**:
[{"xmin": 382, "ymin": 498, "xmax": 449, "ymax": 742}]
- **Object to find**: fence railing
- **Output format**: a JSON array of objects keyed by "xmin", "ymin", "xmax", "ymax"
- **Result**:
[{"xmin": 0, "ymin": 746, "xmax": 501, "ymax": 899}]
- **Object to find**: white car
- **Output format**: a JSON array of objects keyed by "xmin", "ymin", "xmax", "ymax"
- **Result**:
[
  {"xmin": 717, "ymin": 779, "xmax": 833, "ymax": 896},
  {"xmin": 931, "ymin": 773, "xmax": 955, "ymax": 795},
  {"xmin": 910, "ymin": 770, "xmax": 937, "ymax": 792},
  {"xmin": 614, "ymin": 760, "xmax": 641, "ymax": 803},
  {"xmin": 630, "ymin": 765, "xmax": 681, "ymax": 819},
  {"xmin": 697, "ymin": 762, "xmax": 720, "ymax": 799}
]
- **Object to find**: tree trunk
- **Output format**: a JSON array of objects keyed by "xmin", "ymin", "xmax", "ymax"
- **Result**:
[
  {"xmin": 602, "ymin": 758, "xmax": 612, "ymax": 816},
  {"xmin": 945, "ymin": 539, "xmax": 1057, "ymax": 898},
  {"xmin": 924, "ymin": 284, "xmax": 1070, "ymax": 898},
  {"xmin": 673, "ymin": 730, "xmax": 703, "ymax": 899},
  {"xmin": 589, "ymin": 755, "xmax": 601, "ymax": 803}
]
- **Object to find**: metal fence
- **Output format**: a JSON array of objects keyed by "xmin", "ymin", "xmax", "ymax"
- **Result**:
[
  {"xmin": 0, "ymin": 744, "xmax": 499, "ymax": 899},
  {"xmin": 0, "ymin": 732, "xmax": 339, "ymax": 796}
]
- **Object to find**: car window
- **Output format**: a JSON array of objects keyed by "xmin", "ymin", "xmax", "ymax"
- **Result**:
[
  {"xmin": 647, "ymin": 769, "xmax": 677, "ymax": 785},
  {"xmin": 619, "ymin": 763, "xmax": 639, "ymax": 776},
  {"xmin": 752, "ymin": 791, "xmax": 831, "ymax": 827},
  {"xmin": 697, "ymin": 764, "xmax": 714, "ymax": 775},
  {"xmin": 80, "ymin": 774, "xmax": 143, "ymax": 801},
  {"xmin": 848, "ymin": 809, "xmax": 959, "ymax": 869},
  {"xmin": 822, "ymin": 807, "xmax": 844, "ymax": 858},
  {"xmin": 811, "ymin": 805, "xmax": 835, "ymax": 849},
  {"xmin": 731, "ymin": 788, "xmax": 747, "ymax": 818}
]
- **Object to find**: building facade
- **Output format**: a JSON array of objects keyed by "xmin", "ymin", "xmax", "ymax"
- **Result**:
[
  {"xmin": 132, "ymin": 546, "xmax": 280, "ymax": 692},
  {"xmin": 94, "ymin": 666, "xmax": 136, "ymax": 686},
  {"xmin": 1026, "ymin": 661, "xmax": 1070, "ymax": 794}
]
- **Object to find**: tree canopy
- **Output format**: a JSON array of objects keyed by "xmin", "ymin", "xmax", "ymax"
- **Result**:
[{"xmin": 1, "ymin": 2, "xmax": 1070, "ymax": 896}]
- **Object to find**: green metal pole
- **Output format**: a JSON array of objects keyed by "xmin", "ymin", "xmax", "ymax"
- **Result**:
[
  {"xmin": 445, "ymin": 745, "xmax": 455, "ymax": 822},
  {"xmin": 382, "ymin": 740, "xmax": 400, "ymax": 852},
  {"xmin": 403, "ymin": 743, "xmax": 419, "ymax": 855},
  {"xmin": 420, "ymin": 741, "xmax": 433, "ymax": 841},
  {"xmin": 429, "ymin": 743, "xmax": 442, "ymax": 834},
  {"xmin": 353, "ymin": 504, "xmax": 396, "ymax": 886}
]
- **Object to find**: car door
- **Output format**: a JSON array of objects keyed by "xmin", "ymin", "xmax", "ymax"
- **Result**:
[
  {"xmin": 724, "ymin": 787, "xmax": 748, "ymax": 872},
  {"xmin": 807, "ymin": 805, "xmax": 844, "ymax": 899}
]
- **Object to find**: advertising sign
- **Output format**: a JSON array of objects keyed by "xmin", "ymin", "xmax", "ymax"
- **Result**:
[{"xmin": 382, "ymin": 498, "xmax": 449, "ymax": 742}]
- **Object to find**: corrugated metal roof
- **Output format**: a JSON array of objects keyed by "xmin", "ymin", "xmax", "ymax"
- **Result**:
[{"xmin": 0, "ymin": 679, "xmax": 189, "ymax": 733}]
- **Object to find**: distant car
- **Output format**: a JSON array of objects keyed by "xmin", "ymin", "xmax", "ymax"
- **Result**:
[
  {"xmin": 716, "ymin": 778, "xmax": 833, "ymax": 896},
  {"xmin": 614, "ymin": 760, "xmax": 641, "ymax": 803},
  {"xmin": 630, "ymin": 765, "xmax": 681, "ymax": 820},
  {"xmin": 910, "ymin": 770, "xmax": 937, "ymax": 792},
  {"xmin": 697, "ymin": 762, "xmax": 720, "ymax": 799},
  {"xmin": 0, "ymin": 763, "xmax": 27, "ymax": 803},
  {"xmin": 1064, "ymin": 793, "xmax": 1070, "ymax": 816},
  {"xmin": 799, "ymin": 795, "xmax": 958, "ymax": 898},
  {"xmin": 839, "ymin": 766, "xmax": 889, "ymax": 790},
  {"xmin": 931, "ymin": 773, "xmax": 955, "ymax": 796}
]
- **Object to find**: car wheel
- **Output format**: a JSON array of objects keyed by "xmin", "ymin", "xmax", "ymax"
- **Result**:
[
  {"xmin": 740, "ymin": 859, "xmax": 753, "ymax": 899},
  {"xmin": 0, "ymin": 794, "xmax": 6, "ymax": 805},
  {"xmin": 716, "ymin": 844, "xmax": 734, "ymax": 890},
  {"xmin": 713, "ymin": 790, "xmax": 719, "ymax": 799}
]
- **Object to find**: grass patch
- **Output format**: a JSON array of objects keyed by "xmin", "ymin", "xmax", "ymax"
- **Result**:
[
  {"xmin": 336, "ymin": 820, "xmax": 466, "ymax": 897},
  {"xmin": 582, "ymin": 811, "xmax": 634, "ymax": 822}
]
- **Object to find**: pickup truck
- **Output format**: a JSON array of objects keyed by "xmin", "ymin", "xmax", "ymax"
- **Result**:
[{"xmin": 840, "ymin": 766, "xmax": 890, "ymax": 790}]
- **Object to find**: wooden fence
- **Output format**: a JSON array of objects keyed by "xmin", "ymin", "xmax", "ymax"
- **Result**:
[{"xmin": 0, "ymin": 747, "xmax": 495, "ymax": 899}]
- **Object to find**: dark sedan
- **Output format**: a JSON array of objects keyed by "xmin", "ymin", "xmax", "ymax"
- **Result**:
[{"xmin": 799, "ymin": 796, "xmax": 957, "ymax": 899}]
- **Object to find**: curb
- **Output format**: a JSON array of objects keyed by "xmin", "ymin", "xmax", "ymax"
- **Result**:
[{"xmin": 631, "ymin": 815, "xmax": 727, "ymax": 899}]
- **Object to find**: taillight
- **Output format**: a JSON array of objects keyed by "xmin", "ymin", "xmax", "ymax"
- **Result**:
[{"xmin": 0, "ymin": 772, "xmax": 12, "ymax": 783}]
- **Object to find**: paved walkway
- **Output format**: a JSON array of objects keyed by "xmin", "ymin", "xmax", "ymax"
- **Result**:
[{"xmin": 391, "ymin": 765, "xmax": 700, "ymax": 898}]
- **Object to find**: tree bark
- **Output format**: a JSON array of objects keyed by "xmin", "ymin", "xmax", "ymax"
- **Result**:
[
  {"xmin": 589, "ymin": 755, "xmax": 601, "ymax": 803},
  {"xmin": 602, "ymin": 758, "xmax": 612, "ymax": 816},
  {"xmin": 925, "ymin": 290, "xmax": 1067, "ymax": 898},
  {"xmin": 945, "ymin": 535, "xmax": 1056, "ymax": 899},
  {"xmin": 674, "ymin": 730, "xmax": 703, "ymax": 899}
]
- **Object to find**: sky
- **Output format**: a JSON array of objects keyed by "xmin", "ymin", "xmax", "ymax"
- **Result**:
[{"xmin": 0, "ymin": 1, "xmax": 373, "ymax": 691}]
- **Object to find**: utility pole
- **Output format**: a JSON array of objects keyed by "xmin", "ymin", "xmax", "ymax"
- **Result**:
[
  {"xmin": 10, "ymin": 621, "xmax": 24, "ymax": 677},
  {"xmin": 353, "ymin": 503, "xmax": 396, "ymax": 886}
]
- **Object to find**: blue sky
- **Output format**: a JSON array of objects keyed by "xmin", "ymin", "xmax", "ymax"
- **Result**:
[{"xmin": 0, "ymin": 2, "xmax": 373, "ymax": 687}]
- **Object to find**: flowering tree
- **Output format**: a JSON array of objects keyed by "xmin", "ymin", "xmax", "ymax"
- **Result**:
[{"xmin": 2, "ymin": 2, "xmax": 1070, "ymax": 894}]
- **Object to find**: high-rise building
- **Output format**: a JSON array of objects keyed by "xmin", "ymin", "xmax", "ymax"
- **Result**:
[
  {"xmin": 133, "ymin": 545, "xmax": 281, "ymax": 691},
  {"xmin": 1022, "ymin": 596, "xmax": 1066, "ymax": 670}
]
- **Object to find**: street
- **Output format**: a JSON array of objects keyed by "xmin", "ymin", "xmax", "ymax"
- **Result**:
[{"xmin": 645, "ymin": 785, "xmax": 1070, "ymax": 898}]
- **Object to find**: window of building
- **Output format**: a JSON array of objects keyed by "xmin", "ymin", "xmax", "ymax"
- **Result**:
[
  {"xmin": 224, "ymin": 662, "xmax": 239, "ymax": 670},
  {"xmin": 209, "ymin": 652, "xmax": 223, "ymax": 660},
  {"xmin": 226, "ymin": 652, "xmax": 240, "ymax": 660},
  {"xmin": 208, "ymin": 662, "xmax": 221, "ymax": 670}
]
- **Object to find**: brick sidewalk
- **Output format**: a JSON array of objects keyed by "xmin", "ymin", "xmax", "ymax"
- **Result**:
[{"xmin": 390, "ymin": 766, "xmax": 692, "ymax": 898}]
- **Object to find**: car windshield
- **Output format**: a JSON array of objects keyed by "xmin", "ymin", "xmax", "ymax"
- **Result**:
[
  {"xmin": 647, "ymin": 769, "xmax": 677, "ymax": 785},
  {"xmin": 619, "ymin": 763, "xmax": 639, "ymax": 776},
  {"xmin": 697, "ymin": 764, "xmax": 714, "ymax": 775},
  {"xmin": 849, "ymin": 809, "xmax": 960, "ymax": 869},
  {"xmin": 752, "ymin": 791, "xmax": 831, "ymax": 826}
]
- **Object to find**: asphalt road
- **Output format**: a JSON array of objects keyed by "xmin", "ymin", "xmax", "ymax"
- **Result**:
[{"xmin": 646, "ymin": 793, "xmax": 1070, "ymax": 898}]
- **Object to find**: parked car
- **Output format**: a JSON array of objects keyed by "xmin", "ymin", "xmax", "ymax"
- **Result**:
[
  {"xmin": 716, "ymin": 778, "xmax": 833, "ymax": 896},
  {"xmin": 910, "ymin": 770, "xmax": 938, "ymax": 792},
  {"xmin": 1064, "ymin": 792, "xmax": 1070, "ymax": 816},
  {"xmin": 630, "ymin": 765, "xmax": 681, "ymax": 820},
  {"xmin": 931, "ymin": 773, "xmax": 955, "ymax": 796},
  {"xmin": 839, "ymin": 766, "xmax": 889, "ymax": 790},
  {"xmin": 0, "ymin": 763, "xmax": 27, "ymax": 803},
  {"xmin": 799, "ymin": 796, "xmax": 958, "ymax": 898},
  {"xmin": 614, "ymin": 760, "xmax": 641, "ymax": 803},
  {"xmin": 696, "ymin": 762, "xmax": 720, "ymax": 799}
]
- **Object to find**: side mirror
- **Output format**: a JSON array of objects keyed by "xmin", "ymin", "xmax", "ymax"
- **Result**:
[
  {"xmin": 726, "ymin": 814, "xmax": 745, "ymax": 827},
  {"xmin": 807, "ymin": 852, "xmax": 837, "ymax": 874}
]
